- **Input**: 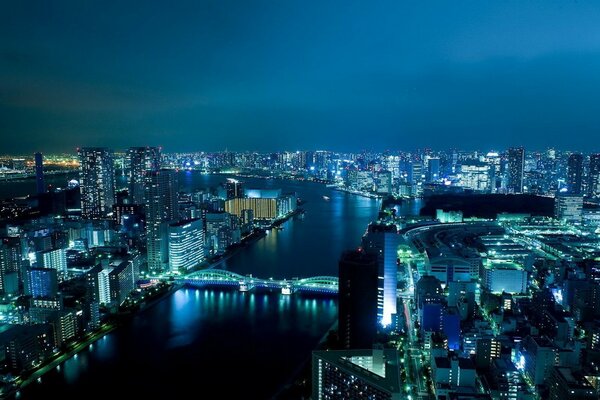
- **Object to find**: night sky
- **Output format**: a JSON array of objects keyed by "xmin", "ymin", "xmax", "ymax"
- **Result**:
[{"xmin": 2, "ymin": 1, "xmax": 600, "ymax": 154}]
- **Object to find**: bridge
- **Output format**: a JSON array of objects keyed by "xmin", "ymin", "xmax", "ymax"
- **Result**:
[{"xmin": 177, "ymin": 269, "xmax": 338, "ymax": 295}]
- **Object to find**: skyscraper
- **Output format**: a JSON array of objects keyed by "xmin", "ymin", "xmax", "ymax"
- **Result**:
[
  {"xmin": 168, "ymin": 218, "xmax": 205, "ymax": 272},
  {"xmin": 589, "ymin": 153, "xmax": 600, "ymax": 197},
  {"xmin": 78, "ymin": 147, "xmax": 115, "ymax": 219},
  {"xmin": 127, "ymin": 147, "xmax": 161, "ymax": 205},
  {"xmin": 567, "ymin": 153, "xmax": 584, "ymax": 194},
  {"xmin": 34, "ymin": 152, "xmax": 45, "ymax": 194},
  {"xmin": 338, "ymin": 250, "xmax": 378, "ymax": 349},
  {"xmin": 145, "ymin": 169, "xmax": 178, "ymax": 273},
  {"xmin": 507, "ymin": 147, "xmax": 524, "ymax": 193},
  {"xmin": 224, "ymin": 178, "xmax": 244, "ymax": 199},
  {"xmin": 312, "ymin": 348, "xmax": 401, "ymax": 400},
  {"xmin": 361, "ymin": 223, "xmax": 399, "ymax": 328}
]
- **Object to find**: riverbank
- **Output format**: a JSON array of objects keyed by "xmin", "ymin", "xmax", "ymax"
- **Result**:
[{"xmin": 2, "ymin": 323, "xmax": 117, "ymax": 398}]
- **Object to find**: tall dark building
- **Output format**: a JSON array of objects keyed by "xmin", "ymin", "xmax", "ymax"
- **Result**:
[
  {"xmin": 127, "ymin": 147, "xmax": 161, "ymax": 205},
  {"xmin": 34, "ymin": 152, "xmax": 45, "ymax": 194},
  {"xmin": 145, "ymin": 169, "xmax": 179, "ymax": 273},
  {"xmin": 338, "ymin": 250, "xmax": 378, "ymax": 349},
  {"xmin": 78, "ymin": 147, "xmax": 115, "ymax": 219},
  {"xmin": 507, "ymin": 147, "xmax": 524, "ymax": 194},
  {"xmin": 588, "ymin": 153, "xmax": 600, "ymax": 197},
  {"xmin": 567, "ymin": 153, "xmax": 584, "ymax": 194},
  {"xmin": 224, "ymin": 178, "xmax": 244, "ymax": 199}
]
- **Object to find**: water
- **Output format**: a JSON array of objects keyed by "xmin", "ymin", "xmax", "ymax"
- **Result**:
[{"xmin": 13, "ymin": 172, "xmax": 381, "ymax": 399}]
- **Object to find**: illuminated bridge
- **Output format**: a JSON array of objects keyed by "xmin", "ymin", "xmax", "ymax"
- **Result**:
[{"xmin": 177, "ymin": 269, "xmax": 338, "ymax": 295}]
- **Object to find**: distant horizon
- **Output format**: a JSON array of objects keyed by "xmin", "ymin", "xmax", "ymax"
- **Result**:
[{"xmin": 2, "ymin": 145, "xmax": 600, "ymax": 158}]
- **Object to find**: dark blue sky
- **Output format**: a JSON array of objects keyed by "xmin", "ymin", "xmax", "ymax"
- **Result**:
[{"xmin": 2, "ymin": 1, "xmax": 600, "ymax": 154}]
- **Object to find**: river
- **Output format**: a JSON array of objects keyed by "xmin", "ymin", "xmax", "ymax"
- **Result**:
[{"xmin": 10, "ymin": 172, "xmax": 383, "ymax": 399}]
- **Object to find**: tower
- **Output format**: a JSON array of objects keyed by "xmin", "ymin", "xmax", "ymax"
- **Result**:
[
  {"xmin": 127, "ymin": 147, "xmax": 161, "ymax": 205},
  {"xmin": 588, "ymin": 153, "xmax": 600, "ymax": 197},
  {"xmin": 34, "ymin": 152, "xmax": 45, "ymax": 194},
  {"xmin": 78, "ymin": 147, "xmax": 115, "ymax": 219},
  {"xmin": 567, "ymin": 153, "xmax": 584, "ymax": 194},
  {"xmin": 338, "ymin": 250, "xmax": 378, "ymax": 349},
  {"xmin": 361, "ymin": 223, "xmax": 399, "ymax": 328},
  {"xmin": 507, "ymin": 147, "xmax": 524, "ymax": 194},
  {"xmin": 145, "ymin": 169, "xmax": 178, "ymax": 273}
]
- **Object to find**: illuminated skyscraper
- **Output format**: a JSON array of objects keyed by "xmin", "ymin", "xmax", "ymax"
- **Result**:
[
  {"xmin": 338, "ymin": 250, "xmax": 378, "ymax": 349},
  {"xmin": 145, "ymin": 169, "xmax": 178, "ymax": 273},
  {"xmin": 589, "ymin": 153, "xmax": 600, "ymax": 197},
  {"xmin": 78, "ymin": 147, "xmax": 115, "ymax": 219},
  {"xmin": 168, "ymin": 218, "xmax": 205, "ymax": 272},
  {"xmin": 127, "ymin": 147, "xmax": 161, "ymax": 205},
  {"xmin": 567, "ymin": 153, "xmax": 584, "ymax": 194},
  {"xmin": 361, "ymin": 223, "xmax": 399, "ymax": 328},
  {"xmin": 223, "ymin": 178, "xmax": 244, "ymax": 199},
  {"xmin": 507, "ymin": 147, "xmax": 524, "ymax": 193},
  {"xmin": 34, "ymin": 152, "xmax": 45, "ymax": 194}
]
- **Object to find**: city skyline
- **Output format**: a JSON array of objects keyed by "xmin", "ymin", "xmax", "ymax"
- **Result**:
[{"xmin": 4, "ymin": 1, "xmax": 600, "ymax": 153}]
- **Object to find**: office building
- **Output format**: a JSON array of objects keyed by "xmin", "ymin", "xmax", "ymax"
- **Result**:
[
  {"xmin": 225, "ymin": 197, "xmax": 277, "ymax": 220},
  {"xmin": 312, "ymin": 348, "xmax": 401, "ymax": 400},
  {"xmin": 35, "ymin": 152, "xmax": 44, "ymax": 194},
  {"xmin": 78, "ymin": 147, "xmax": 115, "ymax": 219},
  {"xmin": 0, "ymin": 237, "xmax": 22, "ymax": 295},
  {"xmin": 555, "ymin": 194, "xmax": 583, "ymax": 224},
  {"xmin": 520, "ymin": 336, "xmax": 557, "ymax": 386},
  {"xmin": 109, "ymin": 261, "xmax": 135, "ymax": 305},
  {"xmin": 475, "ymin": 338, "xmax": 501, "ymax": 368},
  {"xmin": 127, "ymin": 146, "xmax": 161, "ymax": 205},
  {"xmin": 507, "ymin": 147, "xmax": 525, "ymax": 193},
  {"xmin": 567, "ymin": 153, "xmax": 584, "ymax": 194},
  {"xmin": 24, "ymin": 268, "xmax": 58, "ymax": 298},
  {"xmin": 588, "ymin": 153, "xmax": 600, "ymax": 197},
  {"xmin": 145, "ymin": 169, "xmax": 178, "ymax": 273},
  {"xmin": 168, "ymin": 218, "xmax": 205, "ymax": 272},
  {"xmin": 361, "ymin": 223, "xmax": 399, "ymax": 328},
  {"xmin": 36, "ymin": 248, "xmax": 67, "ymax": 276},
  {"xmin": 224, "ymin": 178, "xmax": 244, "ymax": 199},
  {"xmin": 338, "ymin": 250, "xmax": 378, "ymax": 349},
  {"xmin": 428, "ymin": 157, "xmax": 441, "ymax": 182},
  {"xmin": 482, "ymin": 261, "xmax": 527, "ymax": 294},
  {"xmin": 460, "ymin": 161, "xmax": 491, "ymax": 191},
  {"xmin": 548, "ymin": 367, "xmax": 597, "ymax": 400}
]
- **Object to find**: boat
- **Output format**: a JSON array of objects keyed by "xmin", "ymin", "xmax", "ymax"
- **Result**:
[{"xmin": 323, "ymin": 195, "xmax": 330, "ymax": 201}]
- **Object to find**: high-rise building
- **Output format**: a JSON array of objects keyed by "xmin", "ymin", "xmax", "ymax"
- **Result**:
[
  {"xmin": 507, "ymin": 147, "xmax": 525, "ymax": 193},
  {"xmin": 109, "ymin": 261, "xmax": 135, "ymax": 305},
  {"xmin": 361, "ymin": 223, "xmax": 399, "ymax": 328},
  {"xmin": 588, "ymin": 153, "xmax": 600, "ymax": 197},
  {"xmin": 548, "ymin": 367, "xmax": 597, "ymax": 400},
  {"xmin": 338, "ymin": 250, "xmax": 378, "ymax": 349},
  {"xmin": 145, "ymin": 169, "xmax": 178, "ymax": 273},
  {"xmin": 460, "ymin": 161, "xmax": 491, "ymax": 191},
  {"xmin": 427, "ymin": 157, "xmax": 441, "ymax": 182},
  {"xmin": 567, "ymin": 153, "xmax": 584, "ymax": 194},
  {"xmin": 555, "ymin": 194, "xmax": 583, "ymax": 224},
  {"xmin": 127, "ymin": 146, "xmax": 161, "ymax": 205},
  {"xmin": 34, "ymin": 152, "xmax": 45, "ymax": 194},
  {"xmin": 312, "ymin": 348, "xmax": 401, "ymax": 400},
  {"xmin": 223, "ymin": 178, "xmax": 244, "ymax": 199},
  {"xmin": 24, "ymin": 268, "xmax": 58, "ymax": 298},
  {"xmin": 0, "ymin": 237, "xmax": 22, "ymax": 295},
  {"xmin": 78, "ymin": 147, "xmax": 115, "ymax": 219},
  {"xmin": 520, "ymin": 336, "xmax": 557, "ymax": 386},
  {"xmin": 36, "ymin": 248, "xmax": 67, "ymax": 276},
  {"xmin": 168, "ymin": 218, "xmax": 205, "ymax": 272}
]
